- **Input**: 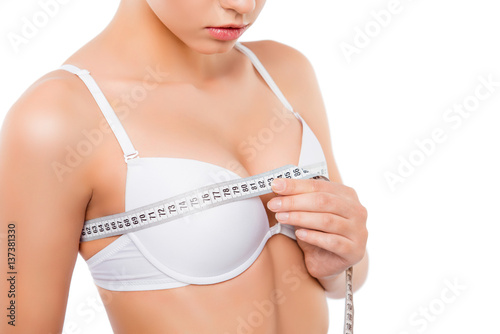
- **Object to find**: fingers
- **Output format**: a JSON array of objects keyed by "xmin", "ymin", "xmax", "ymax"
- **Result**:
[
  {"xmin": 275, "ymin": 210, "xmax": 352, "ymax": 239},
  {"xmin": 271, "ymin": 177, "xmax": 358, "ymax": 200},
  {"xmin": 267, "ymin": 192, "xmax": 355, "ymax": 219},
  {"xmin": 295, "ymin": 229, "xmax": 365, "ymax": 264}
]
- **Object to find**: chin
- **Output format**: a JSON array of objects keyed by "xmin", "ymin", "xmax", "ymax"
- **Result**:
[{"xmin": 186, "ymin": 39, "xmax": 238, "ymax": 55}]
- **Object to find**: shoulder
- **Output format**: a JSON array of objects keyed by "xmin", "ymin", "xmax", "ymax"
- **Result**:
[
  {"xmin": 238, "ymin": 39, "xmax": 311, "ymax": 63},
  {"xmin": 238, "ymin": 39, "xmax": 316, "ymax": 89},
  {"xmin": 239, "ymin": 40, "xmax": 343, "ymax": 182},
  {"xmin": 0, "ymin": 69, "xmax": 97, "ymax": 180},
  {"xmin": 238, "ymin": 40, "xmax": 321, "ymax": 118}
]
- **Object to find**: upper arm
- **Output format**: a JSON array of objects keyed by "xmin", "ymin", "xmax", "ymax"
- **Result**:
[
  {"xmin": 242, "ymin": 40, "xmax": 343, "ymax": 183},
  {"xmin": 0, "ymin": 75, "xmax": 92, "ymax": 332}
]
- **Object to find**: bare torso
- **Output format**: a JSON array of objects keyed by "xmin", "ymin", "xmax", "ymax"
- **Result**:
[{"xmin": 67, "ymin": 40, "xmax": 330, "ymax": 333}]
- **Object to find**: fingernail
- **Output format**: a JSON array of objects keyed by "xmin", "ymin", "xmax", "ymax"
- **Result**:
[
  {"xmin": 276, "ymin": 212, "xmax": 289, "ymax": 221},
  {"xmin": 295, "ymin": 229, "xmax": 307, "ymax": 239},
  {"xmin": 271, "ymin": 179, "xmax": 285, "ymax": 191},
  {"xmin": 267, "ymin": 198, "xmax": 281, "ymax": 210}
]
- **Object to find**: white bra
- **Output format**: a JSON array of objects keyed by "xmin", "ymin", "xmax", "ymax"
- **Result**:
[{"xmin": 59, "ymin": 41, "xmax": 328, "ymax": 291}]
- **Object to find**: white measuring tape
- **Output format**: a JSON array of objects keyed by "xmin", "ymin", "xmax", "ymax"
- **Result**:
[
  {"xmin": 80, "ymin": 160, "xmax": 354, "ymax": 332},
  {"xmin": 81, "ymin": 161, "xmax": 329, "ymax": 241}
]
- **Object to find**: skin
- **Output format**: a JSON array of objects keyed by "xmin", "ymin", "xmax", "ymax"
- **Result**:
[{"xmin": 0, "ymin": 0, "xmax": 368, "ymax": 333}]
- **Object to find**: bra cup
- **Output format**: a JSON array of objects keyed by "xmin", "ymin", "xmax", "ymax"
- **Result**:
[
  {"xmin": 125, "ymin": 157, "xmax": 241, "ymax": 210},
  {"xmin": 124, "ymin": 158, "xmax": 270, "ymax": 282},
  {"xmin": 297, "ymin": 117, "xmax": 329, "ymax": 176},
  {"xmin": 130, "ymin": 197, "xmax": 269, "ymax": 279}
]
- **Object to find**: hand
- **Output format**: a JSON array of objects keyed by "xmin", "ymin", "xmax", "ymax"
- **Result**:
[{"xmin": 266, "ymin": 177, "xmax": 368, "ymax": 280}]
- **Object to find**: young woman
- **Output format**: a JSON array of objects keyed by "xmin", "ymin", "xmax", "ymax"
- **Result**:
[{"xmin": 0, "ymin": 0, "xmax": 368, "ymax": 333}]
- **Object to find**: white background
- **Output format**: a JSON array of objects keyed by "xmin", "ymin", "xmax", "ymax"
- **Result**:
[{"xmin": 1, "ymin": 0, "xmax": 499, "ymax": 333}]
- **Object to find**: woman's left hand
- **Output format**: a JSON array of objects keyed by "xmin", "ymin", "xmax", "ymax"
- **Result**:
[{"xmin": 267, "ymin": 177, "xmax": 368, "ymax": 280}]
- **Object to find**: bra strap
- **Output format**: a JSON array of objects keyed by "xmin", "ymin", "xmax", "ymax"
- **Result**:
[
  {"xmin": 59, "ymin": 64, "xmax": 139, "ymax": 162},
  {"xmin": 234, "ymin": 42, "xmax": 301, "ymax": 121}
]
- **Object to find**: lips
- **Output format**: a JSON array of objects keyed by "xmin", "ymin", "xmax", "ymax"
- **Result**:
[
  {"xmin": 208, "ymin": 23, "xmax": 249, "ymax": 29},
  {"xmin": 206, "ymin": 24, "xmax": 250, "ymax": 41}
]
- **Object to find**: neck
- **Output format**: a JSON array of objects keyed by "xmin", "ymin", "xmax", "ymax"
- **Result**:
[{"xmin": 90, "ymin": 1, "xmax": 239, "ymax": 84}]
